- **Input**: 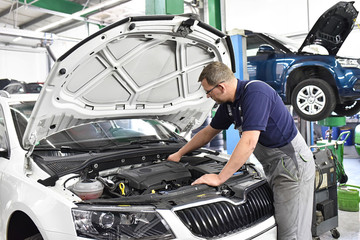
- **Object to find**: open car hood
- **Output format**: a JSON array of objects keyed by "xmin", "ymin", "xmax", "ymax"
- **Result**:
[
  {"xmin": 23, "ymin": 15, "xmax": 235, "ymax": 149},
  {"xmin": 298, "ymin": 1, "xmax": 358, "ymax": 55}
]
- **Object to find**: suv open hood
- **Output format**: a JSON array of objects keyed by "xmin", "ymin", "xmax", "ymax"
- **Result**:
[
  {"xmin": 298, "ymin": 1, "xmax": 358, "ymax": 55},
  {"xmin": 23, "ymin": 15, "xmax": 235, "ymax": 149}
]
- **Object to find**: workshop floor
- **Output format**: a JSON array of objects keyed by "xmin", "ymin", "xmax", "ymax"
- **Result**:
[{"xmin": 317, "ymin": 145, "xmax": 360, "ymax": 240}]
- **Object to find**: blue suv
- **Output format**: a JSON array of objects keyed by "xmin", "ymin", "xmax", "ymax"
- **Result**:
[{"xmin": 246, "ymin": 1, "xmax": 359, "ymax": 121}]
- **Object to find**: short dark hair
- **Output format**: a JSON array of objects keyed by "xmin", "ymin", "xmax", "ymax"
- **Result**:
[{"xmin": 198, "ymin": 61, "xmax": 234, "ymax": 85}]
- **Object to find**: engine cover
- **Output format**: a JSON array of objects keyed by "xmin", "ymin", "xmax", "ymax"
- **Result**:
[{"xmin": 120, "ymin": 161, "xmax": 192, "ymax": 190}]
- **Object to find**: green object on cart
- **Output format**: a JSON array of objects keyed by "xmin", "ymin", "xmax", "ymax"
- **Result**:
[
  {"xmin": 338, "ymin": 184, "xmax": 360, "ymax": 212},
  {"xmin": 317, "ymin": 116, "xmax": 348, "ymax": 183},
  {"xmin": 354, "ymin": 125, "xmax": 360, "ymax": 155},
  {"xmin": 318, "ymin": 116, "xmax": 346, "ymax": 127}
]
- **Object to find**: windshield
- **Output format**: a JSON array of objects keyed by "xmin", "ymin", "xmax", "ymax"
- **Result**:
[
  {"xmin": 36, "ymin": 119, "xmax": 183, "ymax": 150},
  {"xmin": 266, "ymin": 33, "xmax": 301, "ymax": 52},
  {"xmin": 10, "ymin": 101, "xmax": 184, "ymax": 150}
]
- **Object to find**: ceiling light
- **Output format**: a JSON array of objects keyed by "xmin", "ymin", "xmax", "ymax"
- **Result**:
[{"xmin": 35, "ymin": 0, "xmax": 126, "ymax": 32}]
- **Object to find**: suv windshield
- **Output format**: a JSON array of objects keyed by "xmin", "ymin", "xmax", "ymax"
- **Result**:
[
  {"xmin": 266, "ymin": 33, "xmax": 300, "ymax": 52},
  {"xmin": 10, "ymin": 101, "xmax": 184, "ymax": 150}
]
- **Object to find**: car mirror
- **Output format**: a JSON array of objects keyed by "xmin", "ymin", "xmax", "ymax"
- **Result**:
[{"xmin": 257, "ymin": 44, "xmax": 275, "ymax": 55}]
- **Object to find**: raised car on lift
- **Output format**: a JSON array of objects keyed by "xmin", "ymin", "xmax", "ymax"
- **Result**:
[{"xmin": 246, "ymin": 1, "xmax": 359, "ymax": 121}]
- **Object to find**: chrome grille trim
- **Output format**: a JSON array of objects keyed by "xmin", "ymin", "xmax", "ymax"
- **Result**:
[{"xmin": 174, "ymin": 182, "xmax": 274, "ymax": 239}]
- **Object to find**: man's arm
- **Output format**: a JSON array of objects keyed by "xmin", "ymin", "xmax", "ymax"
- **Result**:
[
  {"xmin": 167, "ymin": 125, "xmax": 222, "ymax": 162},
  {"xmin": 191, "ymin": 130, "xmax": 260, "ymax": 186}
]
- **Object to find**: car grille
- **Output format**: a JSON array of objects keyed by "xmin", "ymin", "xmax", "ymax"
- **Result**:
[{"xmin": 175, "ymin": 182, "xmax": 274, "ymax": 239}]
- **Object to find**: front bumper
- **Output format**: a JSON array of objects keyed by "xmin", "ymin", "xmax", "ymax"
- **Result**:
[{"xmin": 338, "ymin": 68, "xmax": 360, "ymax": 101}]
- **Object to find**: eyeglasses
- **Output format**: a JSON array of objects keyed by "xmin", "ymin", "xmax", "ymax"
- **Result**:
[{"xmin": 205, "ymin": 81, "xmax": 225, "ymax": 94}]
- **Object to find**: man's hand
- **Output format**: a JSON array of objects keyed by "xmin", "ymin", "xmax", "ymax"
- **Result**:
[
  {"xmin": 167, "ymin": 152, "xmax": 182, "ymax": 162},
  {"xmin": 191, "ymin": 174, "xmax": 222, "ymax": 187}
]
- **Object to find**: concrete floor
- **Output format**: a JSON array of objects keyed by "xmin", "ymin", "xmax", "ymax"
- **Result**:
[{"xmin": 316, "ymin": 145, "xmax": 360, "ymax": 240}]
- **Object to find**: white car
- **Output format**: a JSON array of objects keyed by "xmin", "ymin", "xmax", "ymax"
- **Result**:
[{"xmin": 0, "ymin": 15, "xmax": 276, "ymax": 240}]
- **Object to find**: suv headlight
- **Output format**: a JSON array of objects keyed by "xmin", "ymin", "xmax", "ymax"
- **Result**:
[
  {"xmin": 337, "ymin": 58, "xmax": 360, "ymax": 68},
  {"xmin": 72, "ymin": 205, "xmax": 174, "ymax": 239}
]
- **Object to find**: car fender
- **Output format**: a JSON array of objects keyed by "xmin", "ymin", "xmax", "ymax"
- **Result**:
[
  {"xmin": 1, "ymin": 164, "xmax": 78, "ymax": 239},
  {"xmin": 282, "ymin": 60, "xmax": 339, "ymax": 102}
]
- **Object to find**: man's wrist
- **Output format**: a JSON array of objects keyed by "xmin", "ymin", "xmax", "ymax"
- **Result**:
[{"xmin": 218, "ymin": 172, "xmax": 230, "ymax": 185}]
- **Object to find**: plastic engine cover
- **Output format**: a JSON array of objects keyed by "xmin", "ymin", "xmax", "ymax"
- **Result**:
[{"xmin": 120, "ymin": 161, "xmax": 192, "ymax": 190}]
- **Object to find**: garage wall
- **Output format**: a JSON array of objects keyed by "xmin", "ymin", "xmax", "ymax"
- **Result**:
[
  {"xmin": 50, "ymin": 23, "xmax": 100, "ymax": 60},
  {"xmin": 0, "ymin": 23, "xmax": 100, "ymax": 84},
  {"xmin": 0, "ymin": 46, "xmax": 49, "ymax": 83},
  {"xmin": 225, "ymin": 0, "xmax": 360, "ymax": 58},
  {"xmin": 1, "ymin": 0, "xmax": 359, "ymax": 84},
  {"xmin": 338, "ymin": 29, "xmax": 360, "ymax": 58},
  {"xmin": 50, "ymin": 0, "xmax": 360, "ymax": 60}
]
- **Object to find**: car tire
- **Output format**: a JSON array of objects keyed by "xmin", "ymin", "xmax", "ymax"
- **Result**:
[
  {"xmin": 24, "ymin": 233, "xmax": 43, "ymax": 240},
  {"xmin": 291, "ymin": 78, "xmax": 336, "ymax": 121},
  {"xmin": 334, "ymin": 101, "xmax": 360, "ymax": 116}
]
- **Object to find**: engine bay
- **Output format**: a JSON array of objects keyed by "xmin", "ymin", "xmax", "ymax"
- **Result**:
[{"xmin": 63, "ymin": 154, "xmax": 259, "ymax": 202}]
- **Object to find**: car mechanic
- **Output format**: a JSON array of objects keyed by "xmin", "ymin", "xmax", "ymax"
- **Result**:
[{"xmin": 168, "ymin": 61, "xmax": 316, "ymax": 240}]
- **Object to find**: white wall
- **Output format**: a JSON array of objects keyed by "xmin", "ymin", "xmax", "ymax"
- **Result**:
[
  {"xmin": 50, "ymin": 23, "xmax": 101, "ymax": 60},
  {"xmin": 0, "ymin": 23, "xmax": 102, "ymax": 84},
  {"xmin": 225, "ymin": 0, "xmax": 360, "ymax": 58},
  {"xmin": 1, "ymin": 0, "xmax": 360, "ymax": 83},
  {"xmin": 48, "ymin": 0, "xmax": 360, "ymax": 59},
  {"xmin": 0, "ymin": 46, "xmax": 49, "ymax": 83}
]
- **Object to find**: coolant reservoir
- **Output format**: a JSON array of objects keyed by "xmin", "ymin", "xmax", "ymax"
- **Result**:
[{"xmin": 72, "ymin": 179, "xmax": 104, "ymax": 200}]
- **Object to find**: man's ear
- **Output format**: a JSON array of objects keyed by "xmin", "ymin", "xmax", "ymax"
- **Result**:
[{"xmin": 218, "ymin": 82, "xmax": 226, "ymax": 93}]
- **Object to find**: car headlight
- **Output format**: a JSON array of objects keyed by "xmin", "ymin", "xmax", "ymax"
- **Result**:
[
  {"xmin": 72, "ymin": 205, "xmax": 174, "ymax": 239},
  {"xmin": 337, "ymin": 58, "xmax": 360, "ymax": 68}
]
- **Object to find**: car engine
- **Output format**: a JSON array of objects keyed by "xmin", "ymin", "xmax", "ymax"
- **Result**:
[{"xmin": 65, "ymin": 155, "xmax": 253, "ymax": 201}]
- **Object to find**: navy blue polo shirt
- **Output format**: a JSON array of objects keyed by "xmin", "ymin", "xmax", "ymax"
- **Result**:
[{"xmin": 210, "ymin": 80, "xmax": 297, "ymax": 148}]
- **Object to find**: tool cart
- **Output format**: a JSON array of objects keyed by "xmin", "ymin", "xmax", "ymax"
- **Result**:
[{"xmin": 311, "ymin": 147, "xmax": 340, "ymax": 239}]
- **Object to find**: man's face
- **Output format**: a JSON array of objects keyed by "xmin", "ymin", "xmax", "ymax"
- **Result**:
[{"xmin": 201, "ymin": 79, "xmax": 225, "ymax": 104}]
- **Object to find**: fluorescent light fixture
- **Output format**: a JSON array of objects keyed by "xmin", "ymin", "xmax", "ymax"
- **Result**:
[{"xmin": 35, "ymin": 0, "xmax": 125, "ymax": 32}]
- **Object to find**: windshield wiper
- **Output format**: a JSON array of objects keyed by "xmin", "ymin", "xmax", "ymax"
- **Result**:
[
  {"xmin": 129, "ymin": 139, "xmax": 180, "ymax": 145},
  {"xmin": 34, "ymin": 146, "xmax": 97, "ymax": 153},
  {"xmin": 34, "ymin": 144, "xmax": 144, "ymax": 153},
  {"xmin": 34, "ymin": 139, "xmax": 181, "ymax": 154}
]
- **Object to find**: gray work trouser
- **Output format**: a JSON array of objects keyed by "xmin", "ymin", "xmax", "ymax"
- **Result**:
[{"xmin": 253, "ymin": 132, "xmax": 315, "ymax": 240}]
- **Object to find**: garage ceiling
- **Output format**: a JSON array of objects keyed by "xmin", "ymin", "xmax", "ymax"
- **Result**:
[
  {"xmin": 0, "ymin": 0, "xmax": 148, "ymax": 47},
  {"xmin": 0, "ymin": 0, "xmax": 200, "ymax": 48},
  {"xmin": 0, "ymin": 0, "xmax": 146, "ymax": 32}
]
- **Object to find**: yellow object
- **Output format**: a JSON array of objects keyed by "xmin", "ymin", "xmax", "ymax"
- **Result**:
[
  {"xmin": 119, "ymin": 183, "xmax": 126, "ymax": 196},
  {"xmin": 151, "ymin": 189, "xmax": 156, "ymax": 194}
]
